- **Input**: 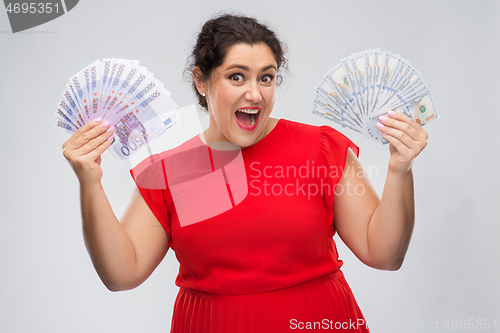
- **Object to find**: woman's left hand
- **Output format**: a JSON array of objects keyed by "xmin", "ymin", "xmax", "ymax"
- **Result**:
[{"xmin": 376, "ymin": 110, "xmax": 429, "ymax": 174}]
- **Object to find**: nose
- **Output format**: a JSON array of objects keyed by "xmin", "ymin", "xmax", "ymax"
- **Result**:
[{"xmin": 244, "ymin": 81, "xmax": 262, "ymax": 103}]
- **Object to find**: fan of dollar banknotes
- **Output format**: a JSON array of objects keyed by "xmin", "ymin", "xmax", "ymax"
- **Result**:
[
  {"xmin": 312, "ymin": 49, "xmax": 438, "ymax": 144},
  {"xmin": 55, "ymin": 58, "xmax": 181, "ymax": 161}
]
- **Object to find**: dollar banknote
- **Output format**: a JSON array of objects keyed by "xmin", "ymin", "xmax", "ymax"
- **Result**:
[{"xmin": 313, "ymin": 49, "xmax": 439, "ymax": 144}]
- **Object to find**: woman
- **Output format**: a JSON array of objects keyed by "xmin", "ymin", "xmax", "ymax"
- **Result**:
[{"xmin": 62, "ymin": 14, "xmax": 428, "ymax": 333}]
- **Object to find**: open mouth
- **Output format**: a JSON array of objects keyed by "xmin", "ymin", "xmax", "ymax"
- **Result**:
[{"xmin": 235, "ymin": 108, "xmax": 260, "ymax": 129}]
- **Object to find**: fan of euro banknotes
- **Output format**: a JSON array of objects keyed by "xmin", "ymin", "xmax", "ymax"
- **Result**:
[
  {"xmin": 54, "ymin": 58, "xmax": 181, "ymax": 161},
  {"xmin": 313, "ymin": 49, "xmax": 438, "ymax": 144}
]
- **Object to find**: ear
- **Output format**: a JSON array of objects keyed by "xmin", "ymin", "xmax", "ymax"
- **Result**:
[{"xmin": 192, "ymin": 66, "xmax": 207, "ymax": 95}]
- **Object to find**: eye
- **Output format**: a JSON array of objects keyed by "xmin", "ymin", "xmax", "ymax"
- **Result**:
[
  {"xmin": 229, "ymin": 74, "xmax": 244, "ymax": 82},
  {"xmin": 260, "ymin": 74, "xmax": 274, "ymax": 84}
]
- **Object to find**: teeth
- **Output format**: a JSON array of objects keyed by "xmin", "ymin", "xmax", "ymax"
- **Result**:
[
  {"xmin": 250, "ymin": 114, "xmax": 256, "ymax": 126},
  {"xmin": 238, "ymin": 109, "xmax": 259, "ymax": 114}
]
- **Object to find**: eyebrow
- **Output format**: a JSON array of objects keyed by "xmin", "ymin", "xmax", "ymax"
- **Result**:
[{"xmin": 225, "ymin": 64, "xmax": 277, "ymax": 72}]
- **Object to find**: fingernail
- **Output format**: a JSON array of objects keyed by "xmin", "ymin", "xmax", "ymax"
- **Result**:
[
  {"xmin": 388, "ymin": 111, "xmax": 396, "ymax": 116},
  {"xmin": 379, "ymin": 115, "xmax": 388, "ymax": 122},
  {"xmin": 106, "ymin": 125, "xmax": 114, "ymax": 133},
  {"xmin": 107, "ymin": 136, "xmax": 114, "ymax": 141},
  {"xmin": 381, "ymin": 132, "xmax": 387, "ymax": 136},
  {"xmin": 94, "ymin": 117, "xmax": 102, "ymax": 123},
  {"xmin": 376, "ymin": 122, "xmax": 385, "ymax": 129},
  {"xmin": 101, "ymin": 121, "xmax": 110, "ymax": 128}
]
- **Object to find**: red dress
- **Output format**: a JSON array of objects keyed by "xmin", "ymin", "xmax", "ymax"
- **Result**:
[{"xmin": 130, "ymin": 118, "xmax": 370, "ymax": 332}]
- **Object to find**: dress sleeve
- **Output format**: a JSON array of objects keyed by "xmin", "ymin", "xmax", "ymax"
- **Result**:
[
  {"xmin": 129, "ymin": 154, "xmax": 172, "ymax": 246},
  {"xmin": 320, "ymin": 125, "xmax": 360, "ymax": 209}
]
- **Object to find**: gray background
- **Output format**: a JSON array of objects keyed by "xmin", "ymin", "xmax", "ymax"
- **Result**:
[{"xmin": 1, "ymin": 0, "xmax": 499, "ymax": 332}]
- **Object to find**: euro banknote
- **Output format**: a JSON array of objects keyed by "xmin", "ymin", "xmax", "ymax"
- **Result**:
[{"xmin": 55, "ymin": 58, "xmax": 180, "ymax": 161}]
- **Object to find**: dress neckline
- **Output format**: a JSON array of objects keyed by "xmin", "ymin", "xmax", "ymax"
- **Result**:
[{"xmin": 196, "ymin": 118, "xmax": 284, "ymax": 151}]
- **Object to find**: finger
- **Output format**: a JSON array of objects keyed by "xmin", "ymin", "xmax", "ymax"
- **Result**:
[
  {"xmin": 385, "ymin": 110, "xmax": 429, "ymax": 143},
  {"xmin": 387, "ymin": 110, "xmax": 424, "ymax": 134},
  {"xmin": 71, "ymin": 121, "xmax": 112, "ymax": 150},
  {"xmin": 84, "ymin": 130, "xmax": 115, "ymax": 161},
  {"xmin": 75, "ymin": 126, "xmax": 115, "ymax": 156},
  {"xmin": 377, "ymin": 122, "xmax": 417, "ymax": 150},
  {"xmin": 378, "ymin": 113, "xmax": 420, "ymax": 142},
  {"xmin": 63, "ymin": 118, "xmax": 103, "ymax": 149},
  {"xmin": 381, "ymin": 132, "xmax": 411, "ymax": 156}
]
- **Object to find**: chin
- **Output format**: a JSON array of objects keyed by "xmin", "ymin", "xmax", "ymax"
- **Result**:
[
  {"xmin": 231, "ymin": 135, "xmax": 258, "ymax": 148},
  {"xmin": 228, "ymin": 126, "xmax": 263, "ymax": 148}
]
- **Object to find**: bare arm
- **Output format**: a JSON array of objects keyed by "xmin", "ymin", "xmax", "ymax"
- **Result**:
[
  {"xmin": 333, "ymin": 111, "xmax": 428, "ymax": 270},
  {"xmin": 80, "ymin": 184, "xmax": 169, "ymax": 291},
  {"xmin": 63, "ymin": 120, "xmax": 169, "ymax": 291}
]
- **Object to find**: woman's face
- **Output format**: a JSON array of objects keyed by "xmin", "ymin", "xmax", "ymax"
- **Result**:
[{"xmin": 195, "ymin": 43, "xmax": 278, "ymax": 148}]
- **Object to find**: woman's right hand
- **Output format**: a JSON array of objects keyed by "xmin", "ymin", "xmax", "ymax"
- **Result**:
[{"xmin": 62, "ymin": 118, "xmax": 115, "ymax": 186}]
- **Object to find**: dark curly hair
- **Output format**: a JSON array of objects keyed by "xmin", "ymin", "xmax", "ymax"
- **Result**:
[{"xmin": 185, "ymin": 13, "xmax": 288, "ymax": 109}]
